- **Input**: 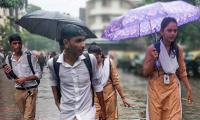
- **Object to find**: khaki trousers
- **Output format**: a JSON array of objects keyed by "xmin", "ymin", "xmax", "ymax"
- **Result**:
[{"xmin": 15, "ymin": 87, "xmax": 38, "ymax": 120}]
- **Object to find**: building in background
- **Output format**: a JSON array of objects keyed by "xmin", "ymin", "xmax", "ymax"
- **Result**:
[
  {"xmin": 79, "ymin": 8, "xmax": 86, "ymax": 22},
  {"xmin": 85, "ymin": 0, "xmax": 144, "ymax": 37}
]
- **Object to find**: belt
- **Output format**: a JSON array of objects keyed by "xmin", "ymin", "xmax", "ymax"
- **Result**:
[
  {"xmin": 164, "ymin": 73, "xmax": 174, "ymax": 75},
  {"xmin": 16, "ymin": 85, "xmax": 37, "ymax": 90}
]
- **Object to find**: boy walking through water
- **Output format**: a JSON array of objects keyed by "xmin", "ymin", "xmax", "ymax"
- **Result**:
[
  {"xmin": 47, "ymin": 24, "xmax": 106, "ymax": 120},
  {"xmin": 3, "ymin": 33, "xmax": 42, "ymax": 120}
]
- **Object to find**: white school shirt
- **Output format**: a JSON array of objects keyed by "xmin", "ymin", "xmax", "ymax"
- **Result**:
[
  {"xmin": 47, "ymin": 53, "xmax": 103, "ymax": 120},
  {"xmin": 5, "ymin": 51, "xmax": 42, "ymax": 88}
]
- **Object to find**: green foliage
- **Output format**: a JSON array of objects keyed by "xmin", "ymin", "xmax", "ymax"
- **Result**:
[
  {"xmin": 178, "ymin": 21, "xmax": 200, "ymax": 50},
  {"xmin": 0, "ymin": 23, "xmax": 16, "ymax": 51},
  {"xmin": 196, "ymin": 0, "xmax": 200, "ymax": 6},
  {"xmin": 26, "ymin": 4, "xmax": 41, "ymax": 13},
  {"xmin": 20, "ymin": 31, "xmax": 59, "ymax": 51},
  {"xmin": 0, "ymin": 0, "xmax": 25, "ymax": 8}
]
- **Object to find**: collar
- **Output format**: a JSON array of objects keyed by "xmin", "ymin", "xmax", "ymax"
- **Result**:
[
  {"xmin": 11, "ymin": 51, "xmax": 26, "ymax": 61},
  {"xmin": 57, "ymin": 52, "xmax": 86, "ymax": 64}
]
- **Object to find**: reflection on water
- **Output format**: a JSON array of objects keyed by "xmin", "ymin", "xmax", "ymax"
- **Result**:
[
  {"xmin": 36, "ymin": 68, "xmax": 59, "ymax": 120},
  {"xmin": 0, "ymin": 71, "xmax": 21, "ymax": 120},
  {"xmin": 1, "ymin": 68, "xmax": 200, "ymax": 120}
]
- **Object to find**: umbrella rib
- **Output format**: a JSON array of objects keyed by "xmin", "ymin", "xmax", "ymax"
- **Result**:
[{"xmin": 139, "ymin": 23, "xmax": 140, "ymax": 37}]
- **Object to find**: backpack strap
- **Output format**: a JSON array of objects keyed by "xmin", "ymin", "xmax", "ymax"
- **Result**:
[
  {"xmin": 8, "ymin": 54, "xmax": 12, "ymax": 69},
  {"xmin": 26, "ymin": 51, "xmax": 41, "ymax": 85},
  {"xmin": 109, "ymin": 58, "xmax": 113, "ymax": 83},
  {"xmin": 83, "ymin": 53, "xmax": 93, "ymax": 82},
  {"xmin": 7, "ymin": 54, "xmax": 17, "ymax": 79},
  {"xmin": 154, "ymin": 40, "xmax": 179, "ymax": 60},
  {"xmin": 53, "ymin": 55, "xmax": 61, "ymax": 99},
  {"xmin": 83, "ymin": 53, "xmax": 94, "ymax": 106},
  {"xmin": 26, "ymin": 51, "xmax": 35, "ymax": 74},
  {"xmin": 154, "ymin": 40, "xmax": 161, "ymax": 55},
  {"xmin": 154, "ymin": 40, "xmax": 161, "ymax": 76}
]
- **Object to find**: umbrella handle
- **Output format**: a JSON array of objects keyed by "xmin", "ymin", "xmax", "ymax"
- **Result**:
[
  {"xmin": 153, "ymin": 28, "xmax": 158, "ymax": 42},
  {"xmin": 154, "ymin": 32, "xmax": 157, "ymax": 42}
]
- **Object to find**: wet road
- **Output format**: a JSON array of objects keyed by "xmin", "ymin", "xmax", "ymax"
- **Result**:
[
  {"xmin": 118, "ymin": 70, "xmax": 200, "ymax": 120},
  {"xmin": 0, "ymin": 68, "xmax": 200, "ymax": 120},
  {"xmin": 35, "ymin": 68, "xmax": 59, "ymax": 120},
  {"xmin": 0, "ymin": 72, "xmax": 21, "ymax": 120}
]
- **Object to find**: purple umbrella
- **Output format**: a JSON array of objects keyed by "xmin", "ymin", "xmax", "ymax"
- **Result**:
[{"xmin": 102, "ymin": 0, "xmax": 200, "ymax": 41}]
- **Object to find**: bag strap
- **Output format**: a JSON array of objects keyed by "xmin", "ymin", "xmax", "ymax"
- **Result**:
[
  {"xmin": 154, "ymin": 40, "xmax": 160, "ymax": 56},
  {"xmin": 53, "ymin": 55, "xmax": 60, "ymax": 81},
  {"xmin": 83, "ymin": 53, "xmax": 93, "ymax": 82},
  {"xmin": 154, "ymin": 40, "xmax": 179, "ymax": 60},
  {"xmin": 8, "ymin": 54, "xmax": 12, "ymax": 69},
  {"xmin": 53, "ymin": 55, "xmax": 61, "ymax": 99},
  {"xmin": 154, "ymin": 40, "xmax": 161, "ymax": 76},
  {"xmin": 26, "ymin": 51, "xmax": 35, "ymax": 74},
  {"xmin": 83, "ymin": 53, "xmax": 94, "ymax": 106},
  {"xmin": 109, "ymin": 58, "xmax": 113, "ymax": 83},
  {"xmin": 7, "ymin": 54, "xmax": 18, "ymax": 79},
  {"xmin": 26, "ymin": 51, "xmax": 41, "ymax": 85}
]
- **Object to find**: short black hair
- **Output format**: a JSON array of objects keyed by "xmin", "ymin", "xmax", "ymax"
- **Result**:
[
  {"xmin": 88, "ymin": 42, "xmax": 102, "ymax": 54},
  {"xmin": 8, "ymin": 33, "xmax": 22, "ymax": 44},
  {"xmin": 60, "ymin": 24, "xmax": 87, "ymax": 43}
]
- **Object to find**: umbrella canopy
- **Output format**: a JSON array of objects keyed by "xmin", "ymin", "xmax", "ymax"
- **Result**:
[
  {"xmin": 102, "ymin": 0, "xmax": 200, "ymax": 41},
  {"xmin": 16, "ymin": 10, "xmax": 96, "ymax": 41}
]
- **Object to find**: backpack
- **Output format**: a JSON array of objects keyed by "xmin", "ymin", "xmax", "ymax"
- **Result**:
[
  {"xmin": 53, "ymin": 53, "xmax": 94, "ymax": 106},
  {"xmin": 8, "ymin": 51, "xmax": 40, "ymax": 85},
  {"xmin": 154, "ymin": 40, "xmax": 179, "ymax": 60}
]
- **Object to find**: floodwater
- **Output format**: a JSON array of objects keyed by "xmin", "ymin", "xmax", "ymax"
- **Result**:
[{"xmin": 0, "ymin": 68, "xmax": 199, "ymax": 120}]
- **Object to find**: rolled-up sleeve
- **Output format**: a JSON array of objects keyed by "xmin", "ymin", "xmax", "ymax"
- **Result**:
[
  {"xmin": 47, "ymin": 58, "xmax": 58, "ymax": 86},
  {"xmin": 89, "ymin": 54, "xmax": 103, "ymax": 92},
  {"xmin": 32, "ymin": 55, "xmax": 42, "ymax": 79}
]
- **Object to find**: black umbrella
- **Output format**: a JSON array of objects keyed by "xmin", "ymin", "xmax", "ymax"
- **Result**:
[{"xmin": 16, "ymin": 10, "xmax": 96, "ymax": 41}]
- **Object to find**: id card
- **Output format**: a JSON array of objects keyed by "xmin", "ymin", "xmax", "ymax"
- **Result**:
[{"xmin": 163, "ymin": 74, "xmax": 170, "ymax": 85}]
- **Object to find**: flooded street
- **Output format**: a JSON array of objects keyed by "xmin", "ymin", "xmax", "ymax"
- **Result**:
[
  {"xmin": 0, "ymin": 68, "xmax": 200, "ymax": 120},
  {"xmin": 118, "ymin": 70, "xmax": 200, "ymax": 120},
  {"xmin": 35, "ymin": 68, "xmax": 59, "ymax": 120},
  {"xmin": 0, "ymin": 72, "xmax": 21, "ymax": 120}
]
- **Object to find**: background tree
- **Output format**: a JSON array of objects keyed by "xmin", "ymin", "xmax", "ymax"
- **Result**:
[
  {"xmin": 21, "ymin": 31, "xmax": 59, "ymax": 51},
  {"xmin": 0, "ymin": 0, "xmax": 27, "ymax": 30},
  {"xmin": 26, "ymin": 4, "xmax": 41, "ymax": 13}
]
